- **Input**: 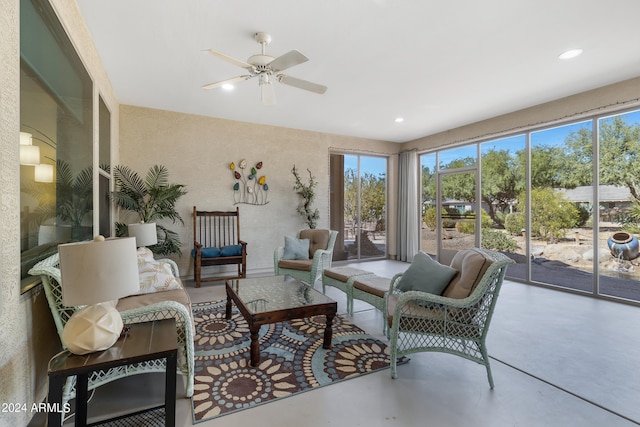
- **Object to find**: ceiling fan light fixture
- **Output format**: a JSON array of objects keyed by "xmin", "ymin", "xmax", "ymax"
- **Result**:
[
  {"xmin": 394, "ymin": 117, "xmax": 405, "ymax": 123},
  {"xmin": 260, "ymin": 75, "xmax": 276, "ymax": 106},
  {"xmin": 222, "ymin": 83, "xmax": 235, "ymax": 91},
  {"xmin": 558, "ymin": 48, "xmax": 583, "ymax": 60}
]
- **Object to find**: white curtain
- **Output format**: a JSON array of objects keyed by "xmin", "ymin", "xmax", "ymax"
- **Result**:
[{"xmin": 397, "ymin": 150, "xmax": 419, "ymax": 262}]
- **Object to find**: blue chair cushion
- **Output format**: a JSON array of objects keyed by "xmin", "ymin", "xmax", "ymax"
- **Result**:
[
  {"xmin": 220, "ymin": 244, "xmax": 243, "ymax": 257},
  {"xmin": 203, "ymin": 247, "xmax": 223, "ymax": 258},
  {"xmin": 282, "ymin": 236, "xmax": 310, "ymax": 260},
  {"xmin": 397, "ymin": 251, "xmax": 458, "ymax": 295},
  {"xmin": 192, "ymin": 245, "xmax": 243, "ymax": 258},
  {"xmin": 192, "ymin": 247, "xmax": 222, "ymax": 258}
]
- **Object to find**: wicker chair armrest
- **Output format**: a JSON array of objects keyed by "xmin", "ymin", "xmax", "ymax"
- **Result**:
[
  {"xmin": 388, "ymin": 273, "xmax": 403, "ymax": 294},
  {"xmin": 311, "ymin": 248, "xmax": 331, "ymax": 261},
  {"xmin": 119, "ymin": 300, "xmax": 191, "ymax": 327},
  {"xmin": 194, "ymin": 241, "xmax": 203, "ymax": 250},
  {"xmin": 395, "ymin": 289, "xmax": 469, "ymax": 310},
  {"xmin": 28, "ymin": 253, "xmax": 62, "ymax": 282},
  {"xmin": 156, "ymin": 258, "xmax": 180, "ymax": 277},
  {"xmin": 238, "ymin": 240, "xmax": 248, "ymax": 247},
  {"xmin": 311, "ymin": 248, "xmax": 332, "ymax": 273}
]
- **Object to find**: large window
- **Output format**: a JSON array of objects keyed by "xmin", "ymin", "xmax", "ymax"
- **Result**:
[
  {"xmin": 330, "ymin": 153, "xmax": 387, "ymax": 261},
  {"xmin": 20, "ymin": 0, "xmax": 105, "ymax": 291},
  {"xmin": 420, "ymin": 108, "xmax": 640, "ymax": 305}
]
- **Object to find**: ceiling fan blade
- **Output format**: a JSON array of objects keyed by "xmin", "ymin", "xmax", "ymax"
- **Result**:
[
  {"xmin": 277, "ymin": 75, "xmax": 327, "ymax": 94},
  {"xmin": 204, "ymin": 49, "xmax": 254, "ymax": 70},
  {"xmin": 201, "ymin": 75, "xmax": 252, "ymax": 90},
  {"xmin": 268, "ymin": 50, "xmax": 309, "ymax": 73}
]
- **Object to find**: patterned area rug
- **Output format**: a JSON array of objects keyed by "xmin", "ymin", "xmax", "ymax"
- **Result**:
[{"xmin": 191, "ymin": 299, "xmax": 396, "ymax": 423}]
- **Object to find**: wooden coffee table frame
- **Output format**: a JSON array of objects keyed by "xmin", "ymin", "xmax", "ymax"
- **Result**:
[{"xmin": 225, "ymin": 276, "xmax": 337, "ymax": 367}]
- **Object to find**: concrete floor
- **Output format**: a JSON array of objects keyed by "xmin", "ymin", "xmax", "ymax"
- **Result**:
[{"xmin": 34, "ymin": 260, "xmax": 640, "ymax": 427}]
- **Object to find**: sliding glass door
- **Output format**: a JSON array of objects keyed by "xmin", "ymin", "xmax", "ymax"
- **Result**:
[
  {"xmin": 330, "ymin": 153, "xmax": 387, "ymax": 261},
  {"xmin": 419, "ymin": 107, "xmax": 640, "ymax": 304}
]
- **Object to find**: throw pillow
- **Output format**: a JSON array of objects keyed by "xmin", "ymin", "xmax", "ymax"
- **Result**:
[
  {"xmin": 397, "ymin": 251, "xmax": 458, "ymax": 295},
  {"xmin": 137, "ymin": 248, "xmax": 182, "ymax": 294},
  {"xmin": 282, "ymin": 236, "xmax": 310, "ymax": 260}
]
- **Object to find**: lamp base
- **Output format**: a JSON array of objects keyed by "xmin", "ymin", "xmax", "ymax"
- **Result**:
[{"xmin": 61, "ymin": 303, "xmax": 123, "ymax": 355}]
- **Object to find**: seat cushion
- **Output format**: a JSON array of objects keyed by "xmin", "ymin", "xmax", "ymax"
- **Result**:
[
  {"xmin": 442, "ymin": 248, "xmax": 493, "ymax": 299},
  {"xmin": 220, "ymin": 244, "xmax": 243, "ymax": 257},
  {"xmin": 386, "ymin": 294, "xmax": 445, "ymax": 328},
  {"xmin": 278, "ymin": 259, "xmax": 313, "ymax": 272},
  {"xmin": 323, "ymin": 266, "xmax": 372, "ymax": 282},
  {"xmin": 116, "ymin": 286, "xmax": 194, "ymax": 334},
  {"xmin": 201, "ymin": 247, "xmax": 222, "ymax": 258},
  {"xmin": 396, "ymin": 252, "xmax": 458, "ymax": 295},
  {"xmin": 299, "ymin": 229, "xmax": 330, "ymax": 258},
  {"xmin": 117, "ymin": 287, "xmax": 191, "ymax": 313},
  {"xmin": 353, "ymin": 276, "xmax": 390, "ymax": 298},
  {"xmin": 283, "ymin": 236, "xmax": 310, "ymax": 260}
]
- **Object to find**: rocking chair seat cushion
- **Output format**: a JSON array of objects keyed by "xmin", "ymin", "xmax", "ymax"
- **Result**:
[
  {"xmin": 283, "ymin": 236, "xmax": 310, "ymax": 260},
  {"xmin": 397, "ymin": 252, "xmax": 458, "ymax": 295},
  {"xmin": 191, "ymin": 245, "xmax": 243, "ymax": 259},
  {"xmin": 220, "ymin": 244, "xmax": 243, "ymax": 257},
  {"xmin": 278, "ymin": 259, "xmax": 313, "ymax": 271},
  {"xmin": 200, "ymin": 247, "xmax": 221, "ymax": 258}
]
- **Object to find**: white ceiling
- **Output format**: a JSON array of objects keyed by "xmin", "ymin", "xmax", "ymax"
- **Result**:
[{"xmin": 76, "ymin": 0, "xmax": 640, "ymax": 143}]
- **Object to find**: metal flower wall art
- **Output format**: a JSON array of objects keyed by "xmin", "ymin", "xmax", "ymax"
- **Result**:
[{"xmin": 230, "ymin": 159, "xmax": 269, "ymax": 205}]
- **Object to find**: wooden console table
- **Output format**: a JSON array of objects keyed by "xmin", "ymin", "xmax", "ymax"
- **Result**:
[{"xmin": 47, "ymin": 318, "xmax": 178, "ymax": 427}]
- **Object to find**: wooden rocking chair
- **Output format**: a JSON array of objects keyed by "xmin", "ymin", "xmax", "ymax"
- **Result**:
[{"xmin": 193, "ymin": 206, "xmax": 247, "ymax": 287}]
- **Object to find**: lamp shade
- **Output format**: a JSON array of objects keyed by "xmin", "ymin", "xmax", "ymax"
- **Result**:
[
  {"xmin": 58, "ymin": 236, "xmax": 140, "ymax": 307},
  {"xmin": 34, "ymin": 163, "xmax": 54, "ymax": 182},
  {"xmin": 20, "ymin": 144, "xmax": 40, "ymax": 165},
  {"xmin": 20, "ymin": 132, "xmax": 33, "ymax": 145},
  {"xmin": 128, "ymin": 222, "xmax": 158, "ymax": 247}
]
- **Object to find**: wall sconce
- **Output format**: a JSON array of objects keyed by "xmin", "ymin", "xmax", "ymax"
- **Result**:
[
  {"xmin": 19, "ymin": 131, "xmax": 40, "ymax": 166},
  {"xmin": 34, "ymin": 164, "xmax": 54, "ymax": 183}
]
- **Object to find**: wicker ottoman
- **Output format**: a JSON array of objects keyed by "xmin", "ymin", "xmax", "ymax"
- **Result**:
[
  {"xmin": 322, "ymin": 267, "xmax": 373, "ymax": 312},
  {"xmin": 350, "ymin": 275, "xmax": 390, "ymax": 332}
]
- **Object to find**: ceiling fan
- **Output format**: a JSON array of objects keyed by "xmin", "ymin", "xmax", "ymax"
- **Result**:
[{"xmin": 202, "ymin": 32, "xmax": 327, "ymax": 105}]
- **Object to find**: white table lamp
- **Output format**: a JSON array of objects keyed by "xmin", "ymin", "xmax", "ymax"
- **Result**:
[
  {"xmin": 128, "ymin": 222, "xmax": 158, "ymax": 247},
  {"xmin": 58, "ymin": 236, "xmax": 140, "ymax": 354}
]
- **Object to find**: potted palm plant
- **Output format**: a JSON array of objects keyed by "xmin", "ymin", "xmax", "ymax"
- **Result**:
[{"xmin": 112, "ymin": 165, "xmax": 187, "ymax": 256}]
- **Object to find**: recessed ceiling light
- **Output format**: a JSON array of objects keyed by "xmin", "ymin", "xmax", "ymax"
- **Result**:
[
  {"xmin": 394, "ymin": 117, "xmax": 404, "ymax": 123},
  {"xmin": 558, "ymin": 49, "xmax": 583, "ymax": 60},
  {"xmin": 222, "ymin": 84, "xmax": 235, "ymax": 90}
]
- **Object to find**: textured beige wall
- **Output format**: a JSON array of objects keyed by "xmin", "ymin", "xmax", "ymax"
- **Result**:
[
  {"xmin": 119, "ymin": 106, "xmax": 400, "ymax": 277},
  {"xmin": 404, "ymin": 76, "xmax": 640, "ymax": 152},
  {"xmin": 0, "ymin": 1, "xmax": 28, "ymax": 425},
  {"xmin": 1, "ymin": 0, "xmax": 118, "ymax": 424}
]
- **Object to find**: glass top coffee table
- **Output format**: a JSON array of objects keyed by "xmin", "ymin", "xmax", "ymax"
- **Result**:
[{"xmin": 225, "ymin": 275, "xmax": 337, "ymax": 366}]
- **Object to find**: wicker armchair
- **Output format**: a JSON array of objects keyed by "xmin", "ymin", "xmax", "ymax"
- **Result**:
[
  {"xmin": 29, "ymin": 253, "xmax": 195, "ymax": 416},
  {"xmin": 274, "ymin": 229, "xmax": 338, "ymax": 286},
  {"xmin": 386, "ymin": 248, "xmax": 514, "ymax": 388}
]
